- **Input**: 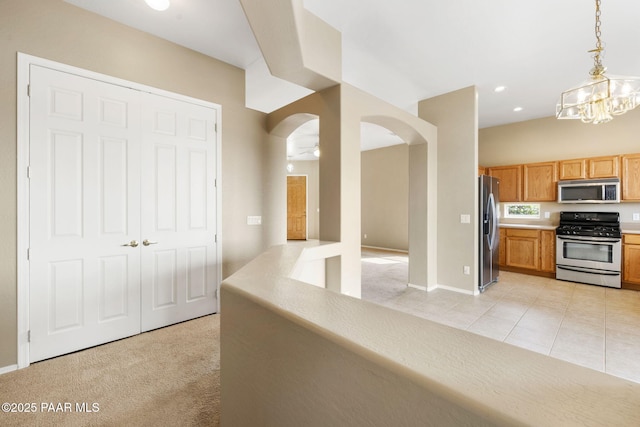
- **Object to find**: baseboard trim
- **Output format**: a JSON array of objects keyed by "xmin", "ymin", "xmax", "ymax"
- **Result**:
[
  {"xmin": 431, "ymin": 284, "xmax": 476, "ymax": 296},
  {"xmin": 0, "ymin": 364, "xmax": 18, "ymax": 375},
  {"xmin": 407, "ymin": 283, "xmax": 427, "ymax": 291},
  {"xmin": 361, "ymin": 245, "xmax": 408, "ymax": 254}
]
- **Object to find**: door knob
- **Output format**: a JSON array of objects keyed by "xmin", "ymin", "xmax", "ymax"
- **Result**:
[
  {"xmin": 143, "ymin": 239, "xmax": 158, "ymax": 246},
  {"xmin": 122, "ymin": 240, "xmax": 139, "ymax": 248}
]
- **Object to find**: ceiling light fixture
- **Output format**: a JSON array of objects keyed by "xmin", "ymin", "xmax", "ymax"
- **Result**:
[
  {"xmin": 556, "ymin": 0, "xmax": 640, "ymax": 124},
  {"xmin": 494, "ymin": 86, "xmax": 506, "ymax": 93},
  {"xmin": 513, "ymin": 107, "xmax": 523, "ymax": 112},
  {"xmin": 144, "ymin": 0, "xmax": 170, "ymax": 11}
]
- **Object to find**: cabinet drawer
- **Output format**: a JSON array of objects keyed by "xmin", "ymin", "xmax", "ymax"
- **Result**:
[
  {"xmin": 623, "ymin": 234, "xmax": 640, "ymax": 245},
  {"xmin": 505, "ymin": 228, "xmax": 539, "ymax": 238}
]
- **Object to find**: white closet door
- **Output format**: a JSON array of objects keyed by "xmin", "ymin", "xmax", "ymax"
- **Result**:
[
  {"xmin": 139, "ymin": 93, "xmax": 218, "ymax": 332},
  {"xmin": 29, "ymin": 65, "xmax": 142, "ymax": 362}
]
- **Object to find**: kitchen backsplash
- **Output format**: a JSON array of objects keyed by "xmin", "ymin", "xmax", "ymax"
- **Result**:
[{"xmin": 498, "ymin": 201, "xmax": 640, "ymax": 225}]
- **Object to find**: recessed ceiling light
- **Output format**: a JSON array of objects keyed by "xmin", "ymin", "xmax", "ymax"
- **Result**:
[
  {"xmin": 513, "ymin": 107, "xmax": 523, "ymax": 112},
  {"xmin": 145, "ymin": 0, "xmax": 170, "ymax": 11},
  {"xmin": 494, "ymin": 86, "xmax": 507, "ymax": 93}
]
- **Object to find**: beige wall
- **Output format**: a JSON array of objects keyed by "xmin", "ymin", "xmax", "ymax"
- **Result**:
[
  {"xmin": 479, "ymin": 109, "xmax": 640, "ymax": 167},
  {"xmin": 420, "ymin": 87, "xmax": 478, "ymax": 294},
  {"xmin": 361, "ymin": 144, "xmax": 409, "ymax": 251},
  {"xmin": 0, "ymin": 0, "xmax": 268, "ymax": 368}
]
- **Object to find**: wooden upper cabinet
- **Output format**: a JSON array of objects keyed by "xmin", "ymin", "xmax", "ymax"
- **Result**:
[
  {"xmin": 622, "ymin": 153, "xmax": 640, "ymax": 201},
  {"xmin": 523, "ymin": 161, "xmax": 558, "ymax": 201},
  {"xmin": 478, "ymin": 166, "xmax": 486, "ymax": 176},
  {"xmin": 559, "ymin": 158, "xmax": 587, "ymax": 180},
  {"xmin": 588, "ymin": 155, "xmax": 619, "ymax": 178},
  {"xmin": 488, "ymin": 165, "xmax": 522, "ymax": 202}
]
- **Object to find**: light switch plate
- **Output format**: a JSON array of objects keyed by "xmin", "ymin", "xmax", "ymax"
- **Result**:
[
  {"xmin": 247, "ymin": 215, "xmax": 262, "ymax": 225},
  {"xmin": 460, "ymin": 214, "xmax": 471, "ymax": 224}
]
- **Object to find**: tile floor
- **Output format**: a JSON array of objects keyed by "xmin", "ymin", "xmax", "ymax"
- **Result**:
[{"xmin": 361, "ymin": 247, "xmax": 640, "ymax": 384}]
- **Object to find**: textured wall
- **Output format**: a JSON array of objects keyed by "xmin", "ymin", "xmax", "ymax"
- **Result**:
[
  {"xmin": 420, "ymin": 86, "xmax": 479, "ymax": 293},
  {"xmin": 221, "ymin": 244, "xmax": 640, "ymax": 426},
  {"xmin": 479, "ymin": 110, "xmax": 640, "ymax": 167},
  {"xmin": 361, "ymin": 144, "xmax": 409, "ymax": 251}
]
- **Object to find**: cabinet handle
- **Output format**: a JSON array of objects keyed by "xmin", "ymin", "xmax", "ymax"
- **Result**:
[
  {"xmin": 143, "ymin": 239, "xmax": 158, "ymax": 246},
  {"xmin": 122, "ymin": 240, "xmax": 139, "ymax": 248}
]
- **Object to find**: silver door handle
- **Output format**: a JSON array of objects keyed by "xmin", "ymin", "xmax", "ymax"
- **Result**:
[
  {"xmin": 122, "ymin": 240, "xmax": 139, "ymax": 248},
  {"xmin": 143, "ymin": 239, "xmax": 158, "ymax": 246}
]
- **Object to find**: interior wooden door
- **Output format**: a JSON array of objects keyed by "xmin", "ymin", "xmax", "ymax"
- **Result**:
[{"xmin": 287, "ymin": 175, "xmax": 307, "ymax": 240}]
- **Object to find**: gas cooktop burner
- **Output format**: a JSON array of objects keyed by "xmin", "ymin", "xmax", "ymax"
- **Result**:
[{"xmin": 556, "ymin": 211, "xmax": 621, "ymax": 238}]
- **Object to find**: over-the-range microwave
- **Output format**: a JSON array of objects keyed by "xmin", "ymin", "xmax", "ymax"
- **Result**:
[{"xmin": 557, "ymin": 178, "xmax": 620, "ymax": 203}]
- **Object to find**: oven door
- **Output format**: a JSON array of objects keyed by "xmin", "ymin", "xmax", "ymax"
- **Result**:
[
  {"xmin": 556, "ymin": 235, "xmax": 621, "ymax": 271},
  {"xmin": 555, "ymin": 235, "xmax": 622, "ymax": 288}
]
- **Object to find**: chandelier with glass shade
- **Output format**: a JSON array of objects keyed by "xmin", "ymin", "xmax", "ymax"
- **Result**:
[{"xmin": 556, "ymin": 0, "xmax": 640, "ymax": 124}]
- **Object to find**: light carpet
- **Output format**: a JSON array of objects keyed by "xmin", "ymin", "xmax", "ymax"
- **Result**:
[{"xmin": 0, "ymin": 314, "xmax": 220, "ymax": 426}]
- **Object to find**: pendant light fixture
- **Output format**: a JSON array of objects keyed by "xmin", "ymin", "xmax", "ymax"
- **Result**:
[
  {"xmin": 556, "ymin": 0, "xmax": 640, "ymax": 124},
  {"xmin": 144, "ymin": 0, "xmax": 170, "ymax": 11}
]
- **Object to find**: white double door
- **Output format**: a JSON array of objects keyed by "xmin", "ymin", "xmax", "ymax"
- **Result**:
[{"xmin": 28, "ymin": 65, "xmax": 218, "ymax": 362}]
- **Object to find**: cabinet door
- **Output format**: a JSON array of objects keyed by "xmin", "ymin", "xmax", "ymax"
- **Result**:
[
  {"xmin": 505, "ymin": 229, "xmax": 540, "ymax": 270},
  {"xmin": 622, "ymin": 154, "xmax": 640, "ymax": 201},
  {"xmin": 523, "ymin": 161, "xmax": 558, "ymax": 201},
  {"xmin": 498, "ymin": 228, "xmax": 506, "ymax": 267},
  {"xmin": 559, "ymin": 159, "xmax": 587, "ymax": 180},
  {"xmin": 623, "ymin": 235, "xmax": 640, "ymax": 285},
  {"xmin": 488, "ymin": 165, "xmax": 522, "ymax": 202},
  {"xmin": 540, "ymin": 230, "xmax": 556, "ymax": 272},
  {"xmin": 623, "ymin": 244, "xmax": 640, "ymax": 285},
  {"xmin": 588, "ymin": 155, "xmax": 619, "ymax": 178}
]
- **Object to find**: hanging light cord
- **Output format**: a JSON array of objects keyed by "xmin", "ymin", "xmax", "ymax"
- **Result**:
[{"xmin": 589, "ymin": 0, "xmax": 605, "ymax": 77}]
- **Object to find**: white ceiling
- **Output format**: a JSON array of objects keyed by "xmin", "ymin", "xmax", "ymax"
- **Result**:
[{"xmin": 65, "ymin": 0, "xmax": 640, "ymax": 159}]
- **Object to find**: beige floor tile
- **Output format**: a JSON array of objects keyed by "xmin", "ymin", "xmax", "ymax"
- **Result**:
[
  {"xmin": 550, "ymin": 327, "xmax": 604, "ymax": 371},
  {"xmin": 505, "ymin": 325, "xmax": 557, "ymax": 353},
  {"xmin": 560, "ymin": 313, "xmax": 605, "ymax": 337},
  {"xmin": 484, "ymin": 300, "xmax": 529, "ymax": 322},
  {"xmin": 467, "ymin": 314, "xmax": 517, "ymax": 341},
  {"xmin": 360, "ymin": 249, "xmax": 640, "ymax": 384}
]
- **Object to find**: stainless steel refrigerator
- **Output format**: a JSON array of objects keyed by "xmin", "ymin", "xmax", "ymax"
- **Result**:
[{"xmin": 479, "ymin": 175, "xmax": 500, "ymax": 292}]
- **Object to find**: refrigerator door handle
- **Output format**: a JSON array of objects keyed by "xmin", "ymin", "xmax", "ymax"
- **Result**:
[{"xmin": 487, "ymin": 192, "xmax": 497, "ymax": 250}]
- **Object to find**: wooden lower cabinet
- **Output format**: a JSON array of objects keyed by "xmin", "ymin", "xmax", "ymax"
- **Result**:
[
  {"xmin": 498, "ymin": 228, "xmax": 506, "ymax": 267},
  {"xmin": 540, "ymin": 230, "xmax": 556, "ymax": 273},
  {"xmin": 505, "ymin": 229, "xmax": 540, "ymax": 270},
  {"xmin": 500, "ymin": 227, "xmax": 556, "ymax": 277},
  {"xmin": 623, "ymin": 234, "xmax": 640, "ymax": 286}
]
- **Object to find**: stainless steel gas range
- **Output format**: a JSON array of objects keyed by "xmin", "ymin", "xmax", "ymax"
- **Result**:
[{"xmin": 555, "ymin": 211, "xmax": 621, "ymax": 288}]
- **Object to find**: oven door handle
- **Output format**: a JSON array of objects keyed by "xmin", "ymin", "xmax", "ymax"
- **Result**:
[
  {"xmin": 557, "ymin": 265, "xmax": 621, "ymax": 276},
  {"xmin": 556, "ymin": 236, "xmax": 621, "ymax": 244}
]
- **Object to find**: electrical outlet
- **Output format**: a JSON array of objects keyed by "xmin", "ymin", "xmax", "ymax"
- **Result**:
[
  {"xmin": 364, "ymin": 233, "xmax": 368, "ymax": 239},
  {"xmin": 544, "ymin": 212, "xmax": 550, "ymax": 219},
  {"xmin": 463, "ymin": 265, "xmax": 470, "ymax": 275},
  {"xmin": 460, "ymin": 214, "xmax": 471, "ymax": 224},
  {"xmin": 633, "ymin": 213, "xmax": 640, "ymax": 221}
]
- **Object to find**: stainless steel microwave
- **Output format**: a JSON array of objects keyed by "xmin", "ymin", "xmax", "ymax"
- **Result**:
[{"xmin": 557, "ymin": 178, "xmax": 620, "ymax": 203}]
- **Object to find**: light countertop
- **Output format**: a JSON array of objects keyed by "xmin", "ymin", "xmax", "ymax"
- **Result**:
[
  {"xmin": 500, "ymin": 222, "xmax": 640, "ymax": 234},
  {"xmin": 499, "ymin": 223, "xmax": 557, "ymax": 231}
]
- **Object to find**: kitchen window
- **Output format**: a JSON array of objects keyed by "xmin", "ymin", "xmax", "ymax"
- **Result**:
[{"xmin": 503, "ymin": 203, "xmax": 540, "ymax": 219}]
